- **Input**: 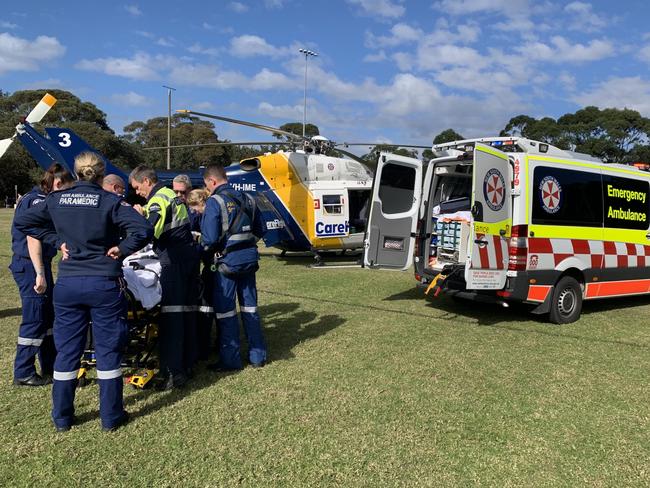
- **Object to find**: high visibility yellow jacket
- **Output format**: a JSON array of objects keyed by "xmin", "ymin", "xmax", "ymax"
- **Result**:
[{"xmin": 144, "ymin": 183, "xmax": 192, "ymax": 253}]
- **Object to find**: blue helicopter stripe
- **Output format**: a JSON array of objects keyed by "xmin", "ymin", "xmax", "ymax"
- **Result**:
[{"xmin": 230, "ymin": 167, "xmax": 311, "ymax": 252}]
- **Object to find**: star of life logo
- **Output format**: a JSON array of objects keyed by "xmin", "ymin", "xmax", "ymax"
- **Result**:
[
  {"xmin": 483, "ymin": 168, "xmax": 505, "ymax": 211},
  {"xmin": 539, "ymin": 176, "xmax": 562, "ymax": 214}
]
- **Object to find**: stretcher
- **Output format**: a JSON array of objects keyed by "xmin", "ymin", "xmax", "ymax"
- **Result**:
[{"xmin": 77, "ymin": 249, "xmax": 163, "ymax": 389}]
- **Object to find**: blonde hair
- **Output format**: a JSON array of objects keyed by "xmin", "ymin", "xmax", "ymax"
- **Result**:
[
  {"xmin": 187, "ymin": 188, "xmax": 210, "ymax": 208},
  {"xmin": 74, "ymin": 151, "xmax": 105, "ymax": 182}
]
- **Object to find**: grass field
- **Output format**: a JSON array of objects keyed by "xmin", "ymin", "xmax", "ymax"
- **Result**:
[{"xmin": 1, "ymin": 208, "xmax": 650, "ymax": 487}]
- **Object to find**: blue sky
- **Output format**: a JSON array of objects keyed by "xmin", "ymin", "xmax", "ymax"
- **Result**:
[{"xmin": 2, "ymin": 0, "xmax": 650, "ymax": 150}]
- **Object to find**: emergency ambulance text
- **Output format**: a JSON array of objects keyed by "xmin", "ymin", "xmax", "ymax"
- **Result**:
[{"xmin": 607, "ymin": 184, "xmax": 647, "ymax": 204}]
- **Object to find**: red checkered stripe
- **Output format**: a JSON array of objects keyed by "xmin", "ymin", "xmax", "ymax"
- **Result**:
[
  {"xmin": 527, "ymin": 238, "xmax": 650, "ymax": 270},
  {"xmin": 470, "ymin": 233, "xmax": 508, "ymax": 270}
]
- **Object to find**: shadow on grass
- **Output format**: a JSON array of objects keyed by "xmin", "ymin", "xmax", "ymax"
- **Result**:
[
  {"xmin": 260, "ymin": 288, "xmax": 448, "ymax": 322},
  {"xmin": 263, "ymin": 287, "xmax": 649, "ymax": 350},
  {"xmin": 74, "ymin": 302, "xmax": 345, "ymax": 426},
  {"xmin": 426, "ymin": 294, "xmax": 650, "ymax": 349},
  {"xmin": 0, "ymin": 307, "xmax": 21, "ymax": 319},
  {"xmin": 260, "ymin": 250, "xmax": 362, "ymax": 268},
  {"xmin": 73, "ymin": 365, "xmax": 239, "ymax": 426},
  {"xmin": 259, "ymin": 302, "xmax": 346, "ymax": 361}
]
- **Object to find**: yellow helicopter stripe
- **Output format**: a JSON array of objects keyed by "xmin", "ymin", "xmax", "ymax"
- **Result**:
[{"xmin": 257, "ymin": 152, "xmax": 343, "ymax": 250}]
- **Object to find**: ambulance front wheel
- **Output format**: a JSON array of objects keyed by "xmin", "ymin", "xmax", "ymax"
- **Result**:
[{"xmin": 549, "ymin": 276, "xmax": 582, "ymax": 324}]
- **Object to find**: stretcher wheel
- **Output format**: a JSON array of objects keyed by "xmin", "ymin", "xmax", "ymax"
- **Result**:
[{"xmin": 549, "ymin": 276, "xmax": 582, "ymax": 324}]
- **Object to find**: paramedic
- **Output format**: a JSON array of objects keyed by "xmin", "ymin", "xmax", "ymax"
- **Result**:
[
  {"xmin": 187, "ymin": 188, "xmax": 215, "ymax": 360},
  {"xmin": 102, "ymin": 174, "xmax": 126, "ymax": 197},
  {"xmin": 10, "ymin": 164, "xmax": 74, "ymax": 386},
  {"xmin": 201, "ymin": 163, "xmax": 267, "ymax": 371},
  {"xmin": 14, "ymin": 152, "xmax": 152, "ymax": 432},
  {"xmin": 130, "ymin": 166, "xmax": 199, "ymax": 389},
  {"xmin": 173, "ymin": 174, "xmax": 201, "ymax": 232}
]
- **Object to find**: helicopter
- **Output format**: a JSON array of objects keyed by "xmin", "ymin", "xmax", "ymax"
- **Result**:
[
  {"xmin": 1, "ymin": 93, "xmax": 428, "ymax": 259},
  {"xmin": 169, "ymin": 109, "xmax": 429, "ymax": 260}
]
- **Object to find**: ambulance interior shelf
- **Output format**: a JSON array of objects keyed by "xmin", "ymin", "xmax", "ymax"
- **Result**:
[
  {"xmin": 428, "ymin": 197, "xmax": 472, "ymax": 270},
  {"xmin": 426, "ymin": 163, "xmax": 473, "ymax": 270}
]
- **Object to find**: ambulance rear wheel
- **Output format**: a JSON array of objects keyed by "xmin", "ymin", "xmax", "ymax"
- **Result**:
[{"xmin": 549, "ymin": 276, "xmax": 582, "ymax": 324}]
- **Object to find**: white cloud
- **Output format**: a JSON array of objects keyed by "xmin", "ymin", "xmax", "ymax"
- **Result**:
[
  {"xmin": 187, "ymin": 43, "xmax": 220, "ymax": 56},
  {"xmin": 229, "ymin": 1, "xmax": 249, "ymax": 12},
  {"xmin": 258, "ymin": 101, "xmax": 303, "ymax": 120},
  {"xmin": 230, "ymin": 35, "xmax": 292, "ymax": 58},
  {"xmin": 135, "ymin": 30, "xmax": 154, "ymax": 38},
  {"xmin": 519, "ymin": 36, "xmax": 614, "ymax": 62},
  {"xmin": 392, "ymin": 52, "xmax": 413, "ymax": 70},
  {"xmin": 170, "ymin": 64, "xmax": 247, "ymax": 89},
  {"xmin": 365, "ymin": 22, "xmax": 422, "ymax": 48},
  {"xmin": 346, "ymin": 0, "xmax": 405, "ymax": 19},
  {"xmin": 416, "ymin": 43, "xmax": 486, "ymax": 70},
  {"xmin": 192, "ymin": 101, "xmax": 215, "ymax": 111},
  {"xmin": 364, "ymin": 50, "xmax": 388, "ymax": 62},
  {"xmin": 110, "ymin": 91, "xmax": 152, "ymax": 106},
  {"xmin": 75, "ymin": 52, "xmax": 165, "ymax": 80},
  {"xmin": 0, "ymin": 33, "xmax": 66, "ymax": 74},
  {"xmin": 249, "ymin": 68, "xmax": 298, "ymax": 90},
  {"xmin": 264, "ymin": 0, "xmax": 286, "ymax": 8},
  {"xmin": 564, "ymin": 2, "xmax": 606, "ymax": 32},
  {"xmin": 434, "ymin": 0, "xmax": 529, "ymax": 17},
  {"xmin": 1, "ymin": 21, "xmax": 18, "ymax": 29},
  {"xmin": 156, "ymin": 37, "xmax": 174, "ymax": 47},
  {"xmin": 169, "ymin": 63, "xmax": 295, "ymax": 91},
  {"xmin": 573, "ymin": 77, "xmax": 650, "ymax": 116},
  {"xmin": 639, "ymin": 44, "xmax": 650, "ymax": 64},
  {"xmin": 124, "ymin": 5, "xmax": 142, "ymax": 16},
  {"xmin": 558, "ymin": 72, "xmax": 576, "ymax": 91},
  {"xmin": 202, "ymin": 22, "xmax": 215, "ymax": 30}
]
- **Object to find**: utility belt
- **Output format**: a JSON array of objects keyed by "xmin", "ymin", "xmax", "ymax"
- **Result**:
[{"xmin": 210, "ymin": 252, "xmax": 259, "ymax": 277}]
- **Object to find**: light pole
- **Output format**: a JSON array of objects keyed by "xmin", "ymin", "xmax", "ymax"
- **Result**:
[
  {"xmin": 298, "ymin": 48, "xmax": 318, "ymax": 138},
  {"xmin": 162, "ymin": 85, "xmax": 176, "ymax": 170}
]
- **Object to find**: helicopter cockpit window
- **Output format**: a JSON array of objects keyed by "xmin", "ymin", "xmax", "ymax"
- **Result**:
[{"xmin": 322, "ymin": 194, "xmax": 343, "ymax": 215}]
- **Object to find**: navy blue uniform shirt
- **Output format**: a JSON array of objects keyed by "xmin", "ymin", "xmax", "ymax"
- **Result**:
[
  {"xmin": 201, "ymin": 184, "xmax": 264, "ymax": 268},
  {"xmin": 14, "ymin": 181, "xmax": 153, "ymax": 277},
  {"xmin": 11, "ymin": 187, "xmax": 57, "ymax": 260}
]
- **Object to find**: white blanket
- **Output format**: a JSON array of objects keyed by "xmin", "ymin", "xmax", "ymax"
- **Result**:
[{"xmin": 122, "ymin": 251, "xmax": 162, "ymax": 310}]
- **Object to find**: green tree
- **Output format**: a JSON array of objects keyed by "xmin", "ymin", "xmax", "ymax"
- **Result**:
[
  {"xmin": 433, "ymin": 128, "xmax": 464, "ymax": 145},
  {"xmin": 123, "ymin": 113, "xmax": 232, "ymax": 169},
  {"xmin": 501, "ymin": 107, "xmax": 650, "ymax": 163},
  {"xmin": 273, "ymin": 122, "xmax": 320, "ymax": 140},
  {"xmin": 0, "ymin": 89, "xmax": 134, "ymax": 199},
  {"xmin": 422, "ymin": 149, "xmax": 434, "ymax": 162},
  {"xmin": 360, "ymin": 145, "xmax": 419, "ymax": 163}
]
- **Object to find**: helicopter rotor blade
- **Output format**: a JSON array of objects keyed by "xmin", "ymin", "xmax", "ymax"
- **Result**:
[
  {"xmin": 333, "ymin": 147, "xmax": 367, "ymax": 165},
  {"xmin": 142, "ymin": 141, "xmax": 285, "ymax": 151},
  {"xmin": 177, "ymin": 110, "xmax": 303, "ymax": 141},
  {"xmin": 0, "ymin": 93, "xmax": 58, "ymax": 160},
  {"xmin": 26, "ymin": 93, "xmax": 57, "ymax": 124},
  {"xmin": 0, "ymin": 137, "xmax": 14, "ymax": 159},
  {"xmin": 335, "ymin": 142, "xmax": 430, "ymax": 149}
]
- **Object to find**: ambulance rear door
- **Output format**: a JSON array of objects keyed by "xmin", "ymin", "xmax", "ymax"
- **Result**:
[
  {"xmin": 363, "ymin": 152, "xmax": 423, "ymax": 270},
  {"xmin": 465, "ymin": 143, "xmax": 511, "ymax": 289}
]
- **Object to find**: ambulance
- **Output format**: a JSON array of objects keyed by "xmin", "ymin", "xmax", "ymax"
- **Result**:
[{"xmin": 363, "ymin": 137, "xmax": 650, "ymax": 323}]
